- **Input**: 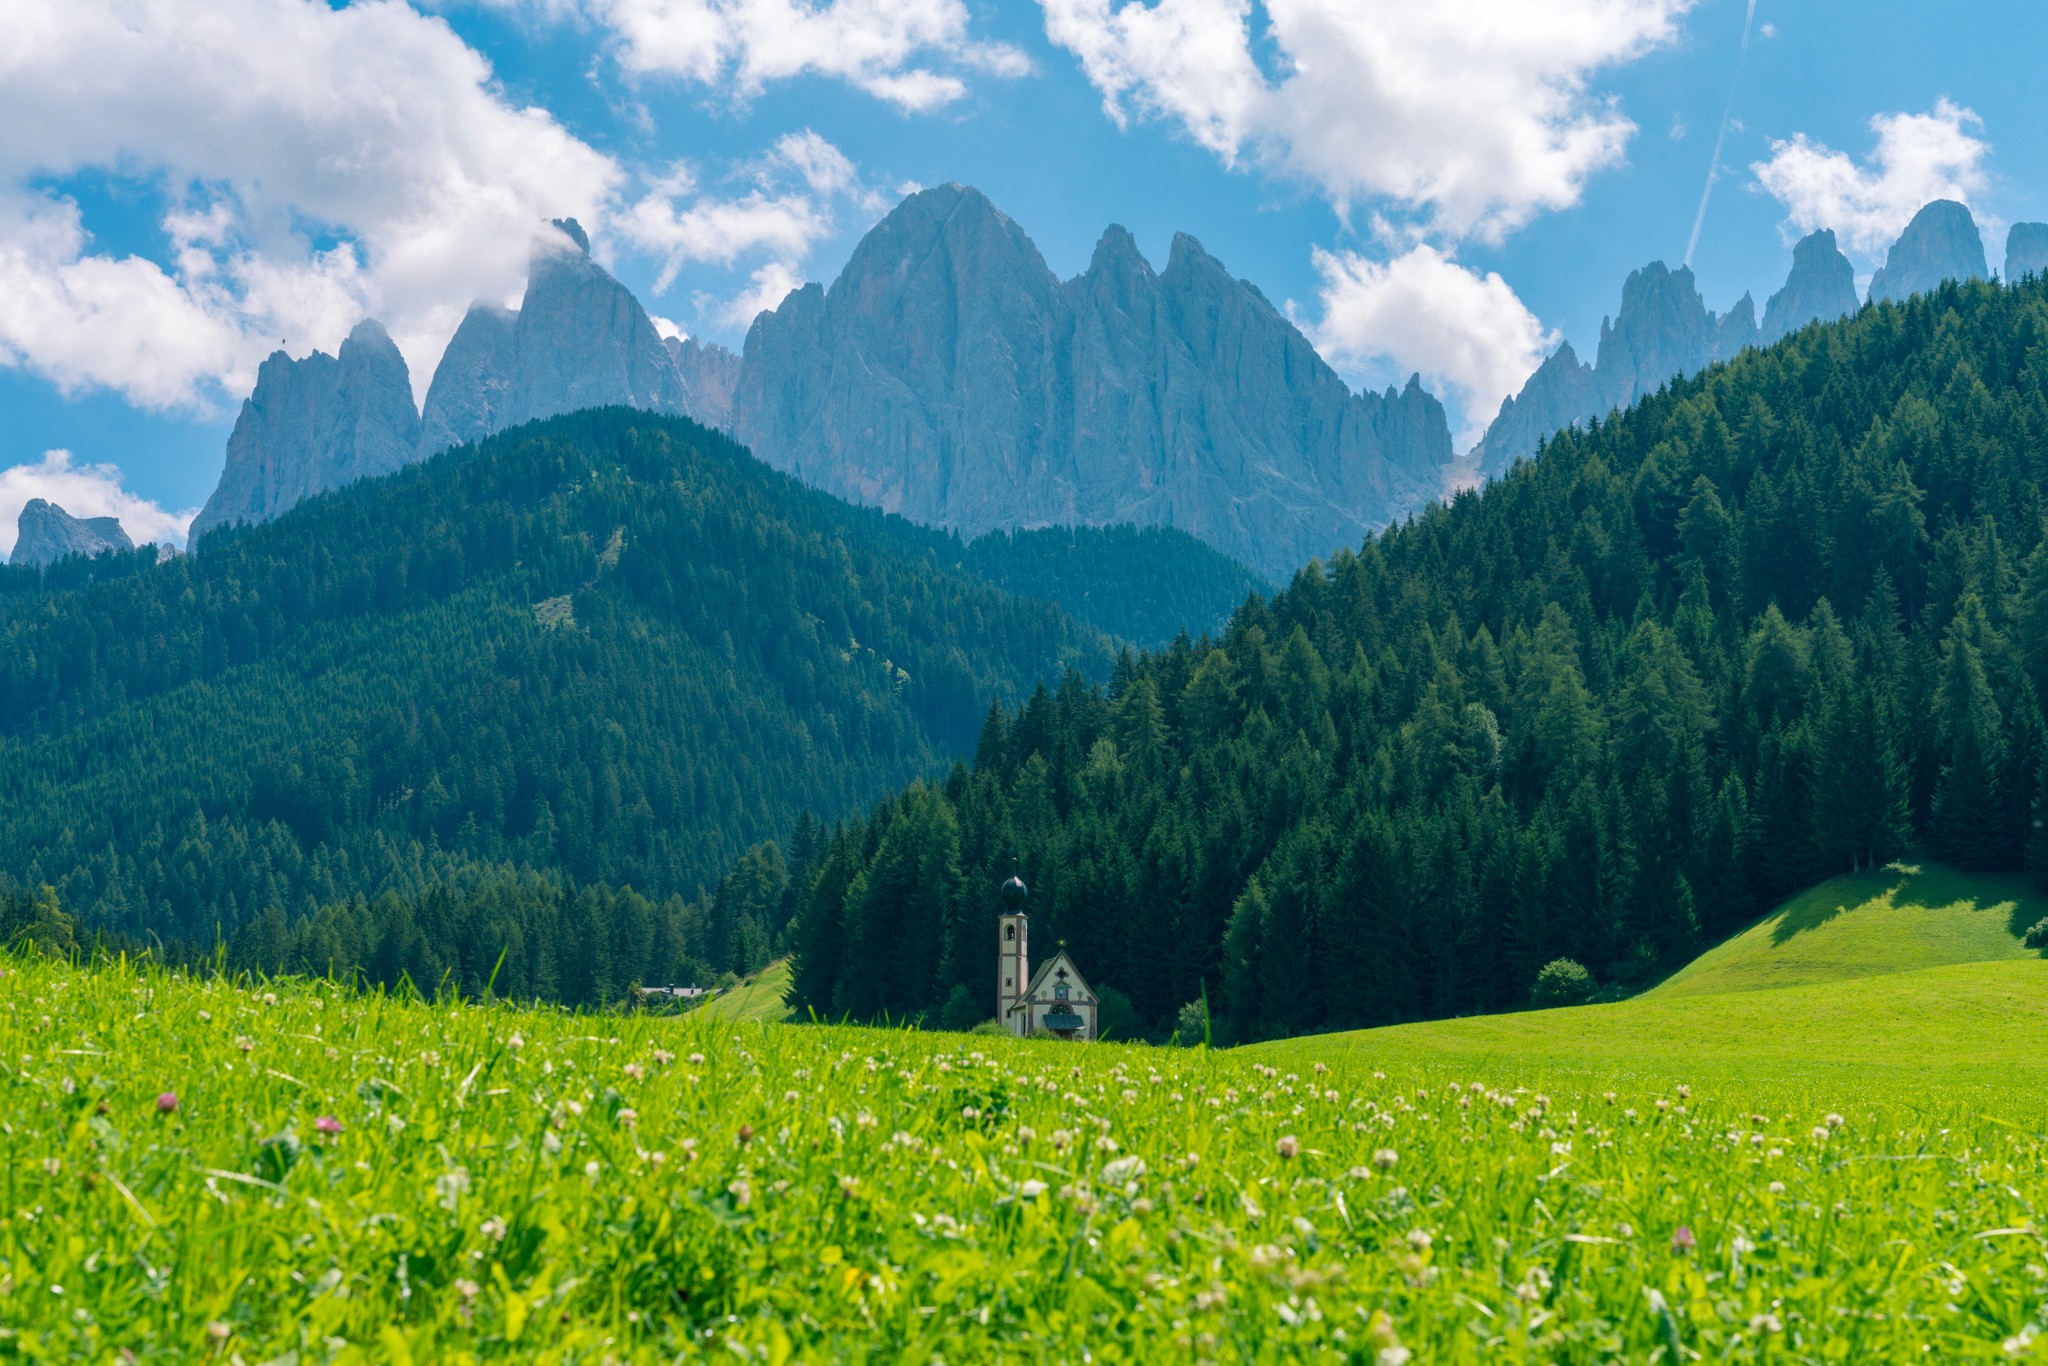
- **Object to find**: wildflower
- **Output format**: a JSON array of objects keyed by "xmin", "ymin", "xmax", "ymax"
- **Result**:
[
  {"xmin": 1314, "ymin": 1062, "xmax": 1327, "ymax": 1074},
  {"xmin": 1096, "ymin": 1134, "xmax": 1119, "ymax": 1153},
  {"xmin": 623, "ymin": 1063, "xmax": 644, "ymax": 1082},
  {"xmin": 454, "ymin": 1277, "xmax": 480, "ymax": 1300},
  {"xmin": 688, "ymin": 1052, "xmax": 706, "ymax": 1066},
  {"xmin": 1276, "ymin": 1134, "xmax": 1299, "ymax": 1159},
  {"xmin": 784, "ymin": 1090, "xmax": 800, "ymax": 1103},
  {"xmin": 41, "ymin": 1158, "xmax": 61, "ymax": 1176},
  {"xmin": 838, "ymin": 1174, "xmax": 860, "ymax": 1196},
  {"xmin": 1768, "ymin": 1181, "xmax": 1786, "ymax": 1194},
  {"xmin": 1617, "ymin": 1223, "xmax": 1634, "ymax": 1239},
  {"xmin": 961, "ymin": 1106, "xmax": 980, "ymax": 1121},
  {"xmin": 261, "ymin": 992, "xmax": 278, "ymax": 1006},
  {"xmin": 1016, "ymin": 1125, "xmax": 1036, "ymax": 1145},
  {"xmin": 1372, "ymin": 1147, "xmax": 1398, "ymax": 1171},
  {"xmin": 155, "ymin": 1092, "xmax": 178, "ymax": 1115},
  {"xmin": 480, "ymin": 1217, "xmax": 507, "ymax": 1242},
  {"xmin": 206, "ymin": 1322, "xmax": 231, "ymax": 1342},
  {"xmin": 1825, "ymin": 1112, "xmax": 1844, "ymax": 1129},
  {"xmin": 314, "ymin": 1115, "xmax": 343, "ymax": 1136},
  {"xmin": 728, "ymin": 1178, "xmax": 752, "ymax": 1208},
  {"xmin": 1670, "ymin": 1226, "xmax": 1696, "ymax": 1254},
  {"xmin": 650, "ymin": 1151, "xmax": 667, "ymax": 1168},
  {"xmin": 736, "ymin": 1124, "xmax": 754, "ymax": 1147},
  {"xmin": 234, "ymin": 1036, "xmax": 255, "ymax": 1053},
  {"xmin": 1019, "ymin": 1179, "xmax": 1048, "ymax": 1199},
  {"xmin": 1405, "ymin": 1229, "xmax": 1432, "ymax": 1251},
  {"xmin": 616, "ymin": 1108, "xmax": 637, "ymax": 1130},
  {"xmin": 197, "ymin": 1010, "xmax": 211, "ymax": 1023},
  {"xmin": 1811, "ymin": 1126, "xmax": 1830, "ymax": 1143},
  {"xmin": 1749, "ymin": 1313, "xmax": 1782, "ymax": 1333},
  {"xmin": 506, "ymin": 1033, "xmax": 525, "ymax": 1052},
  {"xmin": 652, "ymin": 1049, "xmax": 673, "ymax": 1065},
  {"xmin": 583, "ymin": 1160, "xmax": 601, "ymax": 1184},
  {"xmin": 1676, "ymin": 1084, "xmax": 1690, "ymax": 1099}
]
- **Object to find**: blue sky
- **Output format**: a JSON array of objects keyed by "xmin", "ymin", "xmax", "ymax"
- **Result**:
[{"xmin": 1, "ymin": 0, "xmax": 2041, "ymax": 555}]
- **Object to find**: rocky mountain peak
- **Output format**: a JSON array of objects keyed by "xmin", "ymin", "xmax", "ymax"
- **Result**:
[
  {"xmin": 12, "ymin": 498, "xmax": 134, "ymax": 567},
  {"xmin": 2006, "ymin": 223, "xmax": 2048, "ymax": 282},
  {"xmin": 190, "ymin": 318, "xmax": 421, "ymax": 542},
  {"xmin": 1761, "ymin": 229, "xmax": 1859, "ymax": 343},
  {"xmin": 550, "ymin": 216, "xmax": 592, "ymax": 253},
  {"xmin": 729, "ymin": 186, "xmax": 1454, "ymax": 581},
  {"xmin": 1868, "ymin": 200, "xmax": 1987, "ymax": 303}
]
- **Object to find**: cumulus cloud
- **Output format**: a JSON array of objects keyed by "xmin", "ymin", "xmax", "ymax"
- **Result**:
[
  {"xmin": 515, "ymin": 0, "xmax": 1031, "ymax": 112},
  {"xmin": 0, "ymin": 0, "xmax": 623, "ymax": 411},
  {"xmin": 0, "ymin": 450, "xmax": 197, "ymax": 559},
  {"xmin": 1304, "ymin": 244, "xmax": 1553, "ymax": 448},
  {"xmin": 618, "ymin": 131, "xmax": 874, "ymax": 299},
  {"xmin": 0, "ymin": 0, "xmax": 877, "ymax": 419},
  {"xmin": 1751, "ymin": 99, "xmax": 1992, "ymax": 259},
  {"xmin": 1041, "ymin": 0, "xmax": 1694, "ymax": 241}
]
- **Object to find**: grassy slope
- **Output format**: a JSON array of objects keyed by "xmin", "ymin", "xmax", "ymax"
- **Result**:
[
  {"xmin": 1266, "ymin": 862, "xmax": 2048, "ymax": 1094},
  {"xmin": 702, "ymin": 958, "xmax": 794, "ymax": 1023},
  {"xmin": 1650, "ymin": 862, "xmax": 2044, "ymax": 999}
]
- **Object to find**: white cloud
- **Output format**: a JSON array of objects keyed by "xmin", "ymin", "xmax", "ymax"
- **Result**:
[
  {"xmin": 617, "ymin": 129, "xmax": 878, "ymax": 317},
  {"xmin": 0, "ymin": 0, "xmax": 623, "ymax": 411},
  {"xmin": 547, "ymin": 0, "xmax": 1030, "ymax": 112},
  {"xmin": 1041, "ymin": 0, "xmax": 1694, "ymax": 241},
  {"xmin": 0, "ymin": 450, "xmax": 197, "ymax": 559},
  {"xmin": 701, "ymin": 261, "xmax": 806, "ymax": 331},
  {"xmin": 1751, "ymin": 99, "xmax": 1992, "ymax": 259},
  {"xmin": 1304, "ymin": 243, "xmax": 1554, "ymax": 448}
]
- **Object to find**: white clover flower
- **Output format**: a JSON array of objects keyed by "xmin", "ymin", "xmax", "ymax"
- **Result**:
[
  {"xmin": 1019, "ymin": 1179, "xmax": 1048, "ymax": 1199},
  {"xmin": 1372, "ymin": 1148, "xmax": 1398, "ymax": 1171},
  {"xmin": 623, "ymin": 1063, "xmax": 644, "ymax": 1082},
  {"xmin": 1276, "ymin": 1135, "xmax": 1299, "ymax": 1159},
  {"xmin": 615, "ymin": 1108, "xmax": 637, "ymax": 1130}
]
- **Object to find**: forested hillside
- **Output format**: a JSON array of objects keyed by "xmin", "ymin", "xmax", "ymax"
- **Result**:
[
  {"xmin": 785, "ymin": 275, "xmax": 2048, "ymax": 1041},
  {"xmin": 0, "ymin": 409, "xmax": 1111, "ymax": 940},
  {"xmin": 960, "ymin": 525, "xmax": 1267, "ymax": 647}
]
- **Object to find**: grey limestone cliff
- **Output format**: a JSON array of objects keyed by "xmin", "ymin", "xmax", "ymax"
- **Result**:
[
  {"xmin": 417, "ymin": 219, "xmax": 704, "ymax": 456},
  {"xmin": 1868, "ymin": 200, "xmax": 1987, "ymax": 303},
  {"xmin": 729, "ymin": 185, "xmax": 1452, "ymax": 582},
  {"xmin": 2006, "ymin": 224, "xmax": 2048, "ymax": 283},
  {"xmin": 12, "ymin": 499, "xmax": 133, "ymax": 566},
  {"xmin": 1474, "ymin": 262, "xmax": 1751, "ymax": 479},
  {"xmin": 417, "ymin": 302, "xmax": 517, "ymax": 454},
  {"xmin": 1761, "ymin": 229, "xmax": 1859, "ymax": 344},
  {"xmin": 190, "ymin": 320, "xmax": 422, "ymax": 540},
  {"xmin": 664, "ymin": 335, "xmax": 741, "ymax": 431}
]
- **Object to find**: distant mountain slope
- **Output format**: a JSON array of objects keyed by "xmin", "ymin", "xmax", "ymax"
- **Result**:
[
  {"xmin": 731, "ymin": 185, "xmax": 1454, "ymax": 583},
  {"xmin": 958, "ymin": 524, "xmax": 1268, "ymax": 647},
  {"xmin": 0, "ymin": 409, "xmax": 1110, "ymax": 935},
  {"xmin": 1475, "ymin": 203, "xmax": 1992, "ymax": 479}
]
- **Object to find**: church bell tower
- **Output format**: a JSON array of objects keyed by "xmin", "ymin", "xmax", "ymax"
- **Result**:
[{"xmin": 997, "ymin": 870, "xmax": 1029, "ymax": 1037}]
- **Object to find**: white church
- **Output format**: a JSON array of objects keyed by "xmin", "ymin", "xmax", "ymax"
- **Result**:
[{"xmin": 995, "ymin": 872, "xmax": 1099, "ymax": 1041}]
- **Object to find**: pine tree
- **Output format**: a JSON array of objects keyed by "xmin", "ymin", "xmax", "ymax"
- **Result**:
[{"xmin": 1930, "ymin": 597, "xmax": 2009, "ymax": 869}]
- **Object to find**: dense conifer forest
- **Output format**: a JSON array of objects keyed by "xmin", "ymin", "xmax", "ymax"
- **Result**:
[
  {"xmin": 957, "ymin": 525, "xmax": 1268, "ymax": 647},
  {"xmin": 783, "ymin": 276, "xmax": 2048, "ymax": 1040},
  {"xmin": 0, "ymin": 410, "xmax": 1149, "ymax": 946}
]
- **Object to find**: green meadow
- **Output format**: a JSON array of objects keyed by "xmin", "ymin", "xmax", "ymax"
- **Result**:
[{"xmin": 3, "ymin": 864, "xmax": 2048, "ymax": 1362}]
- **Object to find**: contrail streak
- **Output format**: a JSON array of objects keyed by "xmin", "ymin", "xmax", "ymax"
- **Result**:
[{"xmin": 1684, "ymin": 0, "xmax": 1759, "ymax": 269}]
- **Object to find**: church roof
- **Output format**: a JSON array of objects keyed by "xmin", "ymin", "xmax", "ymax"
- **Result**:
[{"xmin": 1006, "ymin": 949, "xmax": 1095, "ymax": 1017}]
